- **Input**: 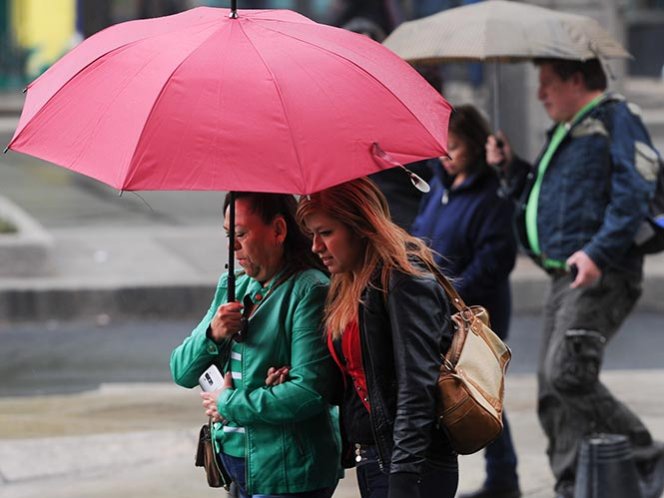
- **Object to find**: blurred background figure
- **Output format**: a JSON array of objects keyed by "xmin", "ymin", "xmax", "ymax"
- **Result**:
[
  {"xmin": 330, "ymin": 0, "xmax": 404, "ymax": 36},
  {"xmin": 409, "ymin": 0, "xmax": 484, "ymax": 87},
  {"xmin": 486, "ymin": 57, "xmax": 663, "ymax": 498},
  {"xmin": 411, "ymin": 105, "xmax": 520, "ymax": 498}
]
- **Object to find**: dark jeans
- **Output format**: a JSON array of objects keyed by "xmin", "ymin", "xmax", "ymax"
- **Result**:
[
  {"xmin": 355, "ymin": 446, "xmax": 458, "ymax": 498},
  {"xmin": 219, "ymin": 452, "xmax": 336, "ymax": 498},
  {"xmin": 484, "ymin": 412, "xmax": 519, "ymax": 490},
  {"xmin": 538, "ymin": 271, "xmax": 655, "ymax": 490}
]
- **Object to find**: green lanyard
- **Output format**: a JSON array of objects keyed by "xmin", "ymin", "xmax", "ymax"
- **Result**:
[{"xmin": 525, "ymin": 94, "xmax": 604, "ymax": 266}]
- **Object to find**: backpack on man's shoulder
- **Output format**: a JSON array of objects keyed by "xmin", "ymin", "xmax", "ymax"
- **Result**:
[
  {"xmin": 607, "ymin": 94, "xmax": 664, "ymax": 255},
  {"xmin": 634, "ymin": 153, "xmax": 664, "ymax": 255}
]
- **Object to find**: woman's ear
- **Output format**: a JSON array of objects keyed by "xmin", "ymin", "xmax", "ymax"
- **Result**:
[{"xmin": 273, "ymin": 216, "xmax": 287, "ymax": 244}]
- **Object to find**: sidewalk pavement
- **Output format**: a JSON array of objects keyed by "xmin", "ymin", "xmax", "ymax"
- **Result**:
[
  {"xmin": 1, "ymin": 371, "xmax": 663, "ymax": 498},
  {"xmin": 2, "ymin": 216, "xmax": 664, "ymax": 322},
  {"xmin": 0, "ymin": 223, "xmax": 229, "ymax": 323}
]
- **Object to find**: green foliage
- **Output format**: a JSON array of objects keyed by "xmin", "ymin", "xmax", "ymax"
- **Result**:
[
  {"xmin": 0, "ymin": 34, "xmax": 30, "ymax": 90},
  {"xmin": 0, "ymin": 217, "xmax": 17, "ymax": 234}
]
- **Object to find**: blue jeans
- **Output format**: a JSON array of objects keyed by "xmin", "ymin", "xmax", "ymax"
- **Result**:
[
  {"xmin": 485, "ymin": 412, "xmax": 520, "ymax": 490},
  {"xmin": 355, "ymin": 446, "xmax": 458, "ymax": 498},
  {"xmin": 218, "ymin": 452, "xmax": 336, "ymax": 498}
]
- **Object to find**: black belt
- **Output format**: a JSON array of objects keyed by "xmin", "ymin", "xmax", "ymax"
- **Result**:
[{"xmin": 546, "ymin": 266, "xmax": 569, "ymax": 277}]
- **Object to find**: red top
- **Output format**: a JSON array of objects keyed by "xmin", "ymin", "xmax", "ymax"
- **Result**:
[{"xmin": 328, "ymin": 320, "xmax": 371, "ymax": 412}]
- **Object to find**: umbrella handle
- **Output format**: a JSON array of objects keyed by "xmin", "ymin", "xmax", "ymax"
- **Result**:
[
  {"xmin": 227, "ymin": 191, "xmax": 236, "ymax": 303},
  {"xmin": 491, "ymin": 62, "xmax": 500, "ymax": 132}
]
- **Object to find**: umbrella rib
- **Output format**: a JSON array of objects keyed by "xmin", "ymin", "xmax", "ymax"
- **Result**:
[
  {"xmin": 9, "ymin": 17, "xmax": 219, "ymax": 152},
  {"xmin": 253, "ymin": 21, "xmax": 445, "ymax": 156},
  {"xmin": 8, "ymin": 50, "xmax": 129, "ymax": 152},
  {"xmin": 239, "ymin": 19, "xmax": 308, "ymax": 193},
  {"xmin": 122, "ymin": 28, "xmax": 224, "ymax": 190}
]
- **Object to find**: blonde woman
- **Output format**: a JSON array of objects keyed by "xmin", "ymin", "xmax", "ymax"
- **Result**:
[{"xmin": 295, "ymin": 178, "xmax": 458, "ymax": 498}]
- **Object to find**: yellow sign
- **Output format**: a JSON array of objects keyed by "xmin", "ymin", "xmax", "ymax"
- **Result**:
[{"xmin": 11, "ymin": 0, "xmax": 77, "ymax": 78}]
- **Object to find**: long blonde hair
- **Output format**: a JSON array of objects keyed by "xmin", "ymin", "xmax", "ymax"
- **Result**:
[{"xmin": 297, "ymin": 177, "xmax": 438, "ymax": 339}]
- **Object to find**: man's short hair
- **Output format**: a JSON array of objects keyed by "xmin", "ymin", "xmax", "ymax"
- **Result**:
[{"xmin": 534, "ymin": 58, "xmax": 607, "ymax": 91}]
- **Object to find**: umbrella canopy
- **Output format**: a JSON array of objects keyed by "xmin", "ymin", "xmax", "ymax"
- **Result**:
[
  {"xmin": 7, "ymin": 7, "xmax": 451, "ymax": 195},
  {"xmin": 383, "ymin": 0, "xmax": 630, "ymax": 64}
]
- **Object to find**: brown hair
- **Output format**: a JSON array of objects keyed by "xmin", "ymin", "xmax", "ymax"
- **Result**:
[
  {"xmin": 534, "ymin": 58, "xmax": 607, "ymax": 91},
  {"xmin": 448, "ymin": 104, "xmax": 491, "ymax": 175},
  {"xmin": 296, "ymin": 177, "xmax": 438, "ymax": 338}
]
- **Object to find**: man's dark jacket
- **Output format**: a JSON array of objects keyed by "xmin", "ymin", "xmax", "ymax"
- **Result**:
[{"xmin": 501, "ymin": 93, "xmax": 658, "ymax": 275}]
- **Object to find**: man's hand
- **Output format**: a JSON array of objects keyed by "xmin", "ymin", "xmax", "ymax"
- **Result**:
[
  {"xmin": 567, "ymin": 251, "xmax": 602, "ymax": 289},
  {"xmin": 200, "ymin": 372, "xmax": 234, "ymax": 422},
  {"xmin": 486, "ymin": 131, "xmax": 513, "ymax": 171},
  {"xmin": 209, "ymin": 301, "xmax": 244, "ymax": 341}
]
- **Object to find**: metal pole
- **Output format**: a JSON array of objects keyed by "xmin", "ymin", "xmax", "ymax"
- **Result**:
[
  {"xmin": 229, "ymin": 0, "xmax": 238, "ymax": 19},
  {"xmin": 492, "ymin": 61, "xmax": 500, "ymax": 132},
  {"xmin": 227, "ymin": 191, "xmax": 236, "ymax": 302}
]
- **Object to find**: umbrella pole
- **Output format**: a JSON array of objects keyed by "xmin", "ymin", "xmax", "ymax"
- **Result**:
[
  {"xmin": 230, "ymin": 0, "xmax": 238, "ymax": 19},
  {"xmin": 227, "ymin": 191, "xmax": 236, "ymax": 303},
  {"xmin": 491, "ymin": 62, "xmax": 500, "ymax": 132}
]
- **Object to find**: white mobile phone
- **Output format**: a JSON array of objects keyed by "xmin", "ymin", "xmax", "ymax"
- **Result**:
[{"xmin": 198, "ymin": 364, "xmax": 224, "ymax": 392}]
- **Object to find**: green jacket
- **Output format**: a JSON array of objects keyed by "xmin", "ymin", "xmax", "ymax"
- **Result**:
[{"xmin": 170, "ymin": 269, "xmax": 341, "ymax": 494}]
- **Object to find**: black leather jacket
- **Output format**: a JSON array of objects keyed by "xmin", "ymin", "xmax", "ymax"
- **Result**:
[{"xmin": 357, "ymin": 267, "xmax": 458, "ymax": 495}]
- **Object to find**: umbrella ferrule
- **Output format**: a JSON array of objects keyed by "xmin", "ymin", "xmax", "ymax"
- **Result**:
[{"xmin": 229, "ymin": 0, "xmax": 238, "ymax": 18}]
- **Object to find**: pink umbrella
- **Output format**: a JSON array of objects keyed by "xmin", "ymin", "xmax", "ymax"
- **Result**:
[
  {"xmin": 5, "ymin": 3, "xmax": 451, "ymax": 299},
  {"xmin": 6, "ymin": 5, "xmax": 450, "ymax": 195}
]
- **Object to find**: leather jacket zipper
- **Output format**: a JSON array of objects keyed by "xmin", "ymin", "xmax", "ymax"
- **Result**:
[{"xmin": 359, "ymin": 303, "xmax": 389, "ymax": 472}]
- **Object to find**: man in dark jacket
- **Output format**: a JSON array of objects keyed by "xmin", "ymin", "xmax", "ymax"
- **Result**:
[{"xmin": 486, "ymin": 58, "xmax": 663, "ymax": 498}]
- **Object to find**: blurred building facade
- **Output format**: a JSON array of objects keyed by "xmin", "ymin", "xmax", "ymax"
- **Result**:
[
  {"xmin": 1, "ymin": 0, "xmax": 76, "ymax": 88},
  {"xmin": 0, "ymin": 0, "xmax": 662, "ymax": 162},
  {"xmin": 2, "ymin": 0, "xmax": 663, "ymax": 90}
]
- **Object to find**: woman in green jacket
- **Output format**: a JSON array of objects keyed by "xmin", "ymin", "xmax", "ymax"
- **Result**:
[{"xmin": 170, "ymin": 192, "xmax": 341, "ymax": 498}]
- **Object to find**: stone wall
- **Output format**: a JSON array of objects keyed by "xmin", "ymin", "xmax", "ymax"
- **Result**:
[{"xmin": 0, "ymin": 195, "xmax": 53, "ymax": 277}]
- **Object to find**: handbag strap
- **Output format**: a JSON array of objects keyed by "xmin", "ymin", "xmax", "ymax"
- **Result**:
[
  {"xmin": 379, "ymin": 260, "xmax": 469, "ymax": 314},
  {"xmin": 428, "ymin": 265, "xmax": 468, "ymax": 314}
]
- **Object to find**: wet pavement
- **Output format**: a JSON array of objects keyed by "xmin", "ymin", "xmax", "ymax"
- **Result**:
[
  {"xmin": 1, "ymin": 371, "xmax": 662, "ymax": 498},
  {"xmin": 1, "ymin": 315, "xmax": 663, "ymax": 497}
]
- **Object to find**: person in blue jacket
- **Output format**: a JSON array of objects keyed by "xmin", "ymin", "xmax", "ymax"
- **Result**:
[{"xmin": 412, "ymin": 104, "xmax": 521, "ymax": 498}]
